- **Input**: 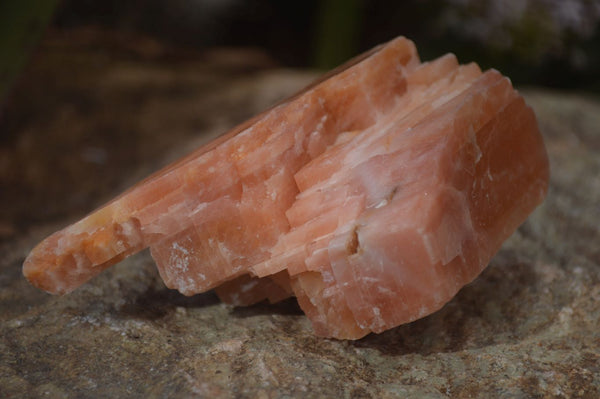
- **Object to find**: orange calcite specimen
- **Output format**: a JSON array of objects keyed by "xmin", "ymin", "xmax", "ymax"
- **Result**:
[{"xmin": 23, "ymin": 37, "xmax": 549, "ymax": 339}]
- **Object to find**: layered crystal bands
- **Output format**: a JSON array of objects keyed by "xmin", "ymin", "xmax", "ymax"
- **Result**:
[{"xmin": 24, "ymin": 37, "xmax": 549, "ymax": 339}]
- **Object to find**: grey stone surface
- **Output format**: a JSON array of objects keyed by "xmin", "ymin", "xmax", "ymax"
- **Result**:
[{"xmin": 1, "ymin": 29, "xmax": 599, "ymax": 398}]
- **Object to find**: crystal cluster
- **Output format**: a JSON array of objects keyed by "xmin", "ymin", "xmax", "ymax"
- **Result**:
[{"xmin": 24, "ymin": 37, "xmax": 549, "ymax": 339}]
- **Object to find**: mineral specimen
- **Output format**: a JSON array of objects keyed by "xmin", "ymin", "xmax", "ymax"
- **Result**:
[{"xmin": 23, "ymin": 37, "xmax": 549, "ymax": 339}]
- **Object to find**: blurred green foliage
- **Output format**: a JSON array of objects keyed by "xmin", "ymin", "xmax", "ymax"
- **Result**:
[
  {"xmin": 0, "ymin": 0, "xmax": 60, "ymax": 107},
  {"xmin": 431, "ymin": 0, "xmax": 600, "ymax": 91},
  {"xmin": 313, "ymin": 0, "xmax": 361, "ymax": 69}
]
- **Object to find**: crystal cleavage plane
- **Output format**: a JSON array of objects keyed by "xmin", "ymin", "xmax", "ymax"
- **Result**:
[{"xmin": 23, "ymin": 37, "xmax": 549, "ymax": 339}]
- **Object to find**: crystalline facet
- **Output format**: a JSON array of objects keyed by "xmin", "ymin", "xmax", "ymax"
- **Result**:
[{"xmin": 23, "ymin": 37, "xmax": 549, "ymax": 339}]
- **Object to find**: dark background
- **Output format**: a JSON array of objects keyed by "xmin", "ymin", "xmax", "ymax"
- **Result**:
[
  {"xmin": 52, "ymin": 0, "xmax": 600, "ymax": 91},
  {"xmin": 2, "ymin": 0, "xmax": 600, "ymax": 106}
]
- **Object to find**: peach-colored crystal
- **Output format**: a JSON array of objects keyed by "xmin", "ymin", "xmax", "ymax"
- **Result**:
[{"xmin": 23, "ymin": 37, "xmax": 549, "ymax": 339}]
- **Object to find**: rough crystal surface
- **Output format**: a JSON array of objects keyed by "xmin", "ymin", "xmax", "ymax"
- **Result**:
[{"xmin": 23, "ymin": 37, "xmax": 549, "ymax": 339}]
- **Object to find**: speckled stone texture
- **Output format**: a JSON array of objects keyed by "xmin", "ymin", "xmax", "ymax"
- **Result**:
[{"xmin": 1, "ymin": 29, "xmax": 599, "ymax": 398}]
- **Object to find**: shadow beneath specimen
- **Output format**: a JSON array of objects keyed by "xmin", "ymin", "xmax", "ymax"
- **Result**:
[
  {"xmin": 353, "ymin": 254, "xmax": 541, "ymax": 356},
  {"xmin": 230, "ymin": 297, "xmax": 305, "ymax": 318},
  {"xmin": 119, "ymin": 287, "xmax": 221, "ymax": 320}
]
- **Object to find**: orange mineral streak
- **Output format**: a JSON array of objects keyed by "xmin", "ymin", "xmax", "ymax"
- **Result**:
[{"xmin": 23, "ymin": 37, "xmax": 549, "ymax": 339}]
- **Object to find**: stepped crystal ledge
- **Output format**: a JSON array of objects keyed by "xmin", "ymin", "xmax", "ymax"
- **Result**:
[{"xmin": 23, "ymin": 37, "xmax": 549, "ymax": 339}]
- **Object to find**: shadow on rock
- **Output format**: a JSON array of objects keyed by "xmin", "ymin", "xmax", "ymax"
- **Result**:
[
  {"xmin": 354, "ymin": 254, "xmax": 541, "ymax": 356},
  {"xmin": 119, "ymin": 287, "xmax": 221, "ymax": 320},
  {"xmin": 230, "ymin": 297, "xmax": 305, "ymax": 318}
]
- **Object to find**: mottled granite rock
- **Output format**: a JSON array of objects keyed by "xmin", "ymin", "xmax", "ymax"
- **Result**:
[{"xmin": 1, "ymin": 29, "xmax": 599, "ymax": 398}]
